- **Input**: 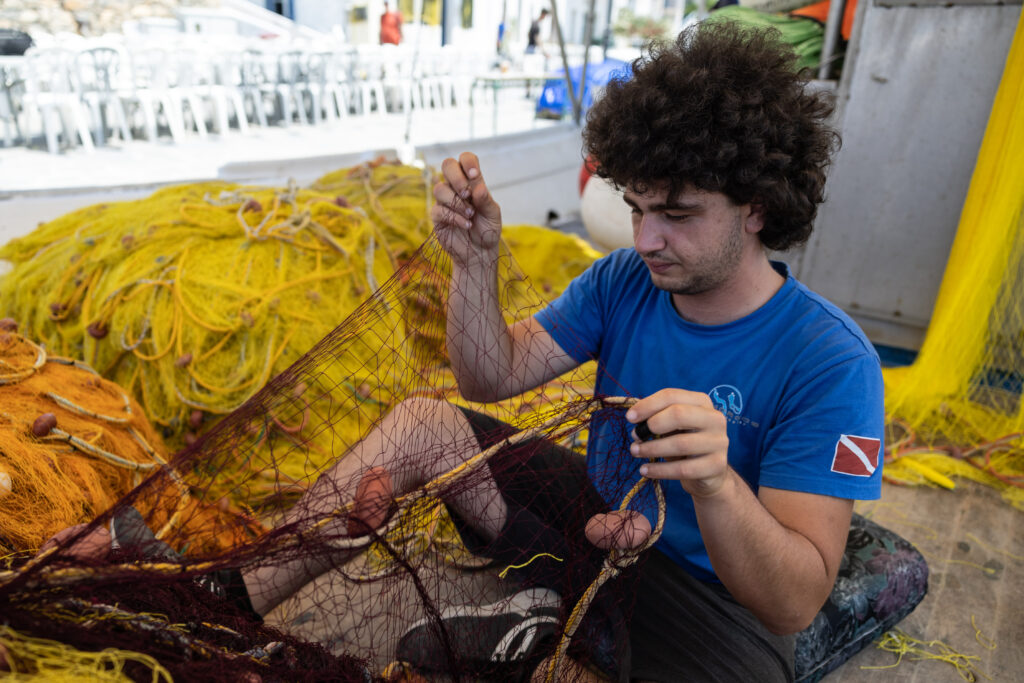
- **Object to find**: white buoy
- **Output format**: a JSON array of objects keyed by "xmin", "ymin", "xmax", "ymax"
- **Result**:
[{"xmin": 580, "ymin": 174, "xmax": 633, "ymax": 252}]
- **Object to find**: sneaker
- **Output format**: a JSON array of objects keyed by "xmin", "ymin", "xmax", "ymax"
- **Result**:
[{"xmin": 395, "ymin": 586, "xmax": 562, "ymax": 679}]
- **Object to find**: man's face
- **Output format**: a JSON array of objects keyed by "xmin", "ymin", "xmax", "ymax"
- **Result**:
[{"xmin": 624, "ymin": 184, "xmax": 760, "ymax": 297}]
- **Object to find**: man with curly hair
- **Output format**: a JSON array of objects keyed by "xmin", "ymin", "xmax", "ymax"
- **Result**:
[
  {"xmin": 52, "ymin": 20, "xmax": 879, "ymax": 683},
  {"xmin": 422, "ymin": 20, "xmax": 884, "ymax": 682}
]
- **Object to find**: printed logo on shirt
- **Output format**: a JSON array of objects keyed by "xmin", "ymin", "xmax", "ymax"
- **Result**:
[
  {"xmin": 708, "ymin": 385, "xmax": 759, "ymax": 429},
  {"xmin": 831, "ymin": 435, "xmax": 881, "ymax": 477},
  {"xmin": 709, "ymin": 385, "xmax": 743, "ymax": 414}
]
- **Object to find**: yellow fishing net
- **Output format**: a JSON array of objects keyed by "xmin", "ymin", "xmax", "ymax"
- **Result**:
[
  {"xmin": 882, "ymin": 12, "xmax": 1024, "ymax": 509},
  {"xmin": 0, "ymin": 625, "xmax": 172, "ymax": 682},
  {"xmin": 0, "ymin": 160, "xmax": 601, "ymax": 509},
  {"xmin": 0, "ymin": 162, "xmax": 610, "ymax": 682}
]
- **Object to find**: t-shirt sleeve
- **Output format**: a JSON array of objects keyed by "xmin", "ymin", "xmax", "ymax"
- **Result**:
[
  {"xmin": 534, "ymin": 253, "xmax": 613, "ymax": 364},
  {"xmin": 757, "ymin": 350, "xmax": 885, "ymax": 500}
]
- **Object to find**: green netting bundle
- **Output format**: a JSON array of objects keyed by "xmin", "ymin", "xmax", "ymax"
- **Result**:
[{"xmin": 708, "ymin": 6, "xmax": 824, "ymax": 71}]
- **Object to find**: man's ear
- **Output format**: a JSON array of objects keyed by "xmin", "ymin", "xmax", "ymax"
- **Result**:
[{"xmin": 744, "ymin": 203, "xmax": 766, "ymax": 234}]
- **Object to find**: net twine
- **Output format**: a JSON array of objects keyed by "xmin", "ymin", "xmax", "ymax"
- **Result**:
[
  {"xmin": 0, "ymin": 160, "xmax": 635, "ymax": 677},
  {"xmin": 1, "ymin": 395, "xmax": 664, "ymax": 681},
  {"xmin": 543, "ymin": 399, "xmax": 666, "ymax": 682}
]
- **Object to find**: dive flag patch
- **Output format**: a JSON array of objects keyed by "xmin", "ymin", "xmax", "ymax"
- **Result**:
[{"xmin": 831, "ymin": 435, "xmax": 881, "ymax": 477}]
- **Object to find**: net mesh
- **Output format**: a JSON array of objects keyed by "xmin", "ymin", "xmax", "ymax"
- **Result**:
[
  {"xmin": 0, "ymin": 166, "xmax": 657, "ymax": 681},
  {"xmin": 881, "ymin": 12, "xmax": 1024, "ymax": 509}
]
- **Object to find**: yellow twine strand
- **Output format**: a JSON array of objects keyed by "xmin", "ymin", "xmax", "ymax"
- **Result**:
[
  {"xmin": 971, "ymin": 615, "xmax": 997, "ymax": 651},
  {"xmin": 862, "ymin": 628, "xmax": 991, "ymax": 682},
  {"xmin": 498, "ymin": 553, "xmax": 565, "ymax": 579},
  {"xmin": 965, "ymin": 532, "xmax": 1024, "ymax": 562}
]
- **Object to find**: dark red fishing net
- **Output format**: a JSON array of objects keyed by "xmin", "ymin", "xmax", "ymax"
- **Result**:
[{"xmin": 0, "ymin": 234, "xmax": 660, "ymax": 682}]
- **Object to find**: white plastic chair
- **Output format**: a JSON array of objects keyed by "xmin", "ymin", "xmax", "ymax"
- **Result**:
[
  {"xmin": 0, "ymin": 61, "xmax": 25, "ymax": 147},
  {"xmin": 74, "ymin": 46, "xmax": 132, "ymax": 145},
  {"xmin": 20, "ymin": 48, "xmax": 94, "ymax": 153},
  {"xmin": 158, "ymin": 48, "xmax": 212, "ymax": 139},
  {"xmin": 122, "ymin": 47, "xmax": 188, "ymax": 143},
  {"xmin": 380, "ymin": 44, "xmax": 422, "ymax": 115},
  {"xmin": 323, "ymin": 50, "xmax": 354, "ymax": 118},
  {"xmin": 352, "ymin": 46, "xmax": 388, "ymax": 117},
  {"xmin": 434, "ymin": 49, "xmax": 460, "ymax": 109},
  {"xmin": 191, "ymin": 47, "xmax": 250, "ymax": 135},
  {"xmin": 275, "ymin": 50, "xmax": 310, "ymax": 125},
  {"xmin": 300, "ymin": 51, "xmax": 341, "ymax": 124},
  {"xmin": 240, "ymin": 49, "xmax": 300, "ymax": 126},
  {"xmin": 449, "ymin": 47, "xmax": 480, "ymax": 109},
  {"xmin": 220, "ymin": 50, "xmax": 268, "ymax": 128},
  {"xmin": 416, "ymin": 48, "xmax": 449, "ymax": 110}
]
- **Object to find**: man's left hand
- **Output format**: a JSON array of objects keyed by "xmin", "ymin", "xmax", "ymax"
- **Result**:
[{"xmin": 626, "ymin": 388, "xmax": 730, "ymax": 499}]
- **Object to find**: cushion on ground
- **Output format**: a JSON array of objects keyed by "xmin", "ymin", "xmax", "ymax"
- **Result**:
[{"xmin": 794, "ymin": 513, "xmax": 929, "ymax": 682}]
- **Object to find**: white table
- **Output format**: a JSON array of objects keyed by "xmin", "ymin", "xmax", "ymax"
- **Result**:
[{"xmin": 469, "ymin": 71, "xmax": 559, "ymax": 137}]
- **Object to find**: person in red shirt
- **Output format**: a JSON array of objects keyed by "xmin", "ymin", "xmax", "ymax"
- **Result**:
[{"xmin": 380, "ymin": 1, "xmax": 403, "ymax": 45}]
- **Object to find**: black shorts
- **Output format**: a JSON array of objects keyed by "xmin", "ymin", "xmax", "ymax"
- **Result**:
[
  {"xmin": 454, "ymin": 407, "xmax": 607, "ymax": 549},
  {"xmin": 457, "ymin": 408, "xmax": 794, "ymax": 682}
]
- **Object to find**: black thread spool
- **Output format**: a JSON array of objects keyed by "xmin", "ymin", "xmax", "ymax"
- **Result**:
[{"xmin": 634, "ymin": 419, "xmax": 657, "ymax": 442}]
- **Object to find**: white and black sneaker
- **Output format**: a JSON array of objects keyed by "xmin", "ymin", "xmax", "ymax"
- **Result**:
[{"xmin": 395, "ymin": 586, "xmax": 562, "ymax": 679}]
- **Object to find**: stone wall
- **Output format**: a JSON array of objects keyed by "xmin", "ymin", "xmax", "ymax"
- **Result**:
[{"xmin": 0, "ymin": 0, "xmax": 220, "ymax": 37}]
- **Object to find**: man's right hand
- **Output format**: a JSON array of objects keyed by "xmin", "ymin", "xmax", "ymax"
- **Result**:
[{"xmin": 431, "ymin": 153, "xmax": 502, "ymax": 268}]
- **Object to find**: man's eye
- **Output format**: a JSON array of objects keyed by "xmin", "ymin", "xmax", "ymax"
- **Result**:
[{"xmin": 665, "ymin": 214, "xmax": 688, "ymax": 222}]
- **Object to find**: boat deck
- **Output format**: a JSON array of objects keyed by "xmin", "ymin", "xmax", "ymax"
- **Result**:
[
  {"xmin": 2, "ymin": 84, "xmax": 1020, "ymax": 682},
  {"xmin": 833, "ymin": 481, "xmax": 1022, "ymax": 682}
]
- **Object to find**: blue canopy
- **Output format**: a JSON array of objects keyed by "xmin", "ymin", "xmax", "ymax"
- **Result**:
[{"xmin": 535, "ymin": 58, "xmax": 632, "ymax": 119}]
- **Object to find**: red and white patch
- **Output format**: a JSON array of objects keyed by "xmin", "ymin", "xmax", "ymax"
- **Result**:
[{"xmin": 830, "ymin": 435, "xmax": 881, "ymax": 477}]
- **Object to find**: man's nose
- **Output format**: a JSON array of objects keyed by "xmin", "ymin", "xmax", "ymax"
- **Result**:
[{"xmin": 633, "ymin": 214, "xmax": 664, "ymax": 252}]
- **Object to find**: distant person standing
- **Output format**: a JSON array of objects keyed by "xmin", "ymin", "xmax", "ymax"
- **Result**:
[
  {"xmin": 524, "ymin": 8, "xmax": 550, "ymax": 97},
  {"xmin": 526, "ymin": 8, "xmax": 549, "ymax": 57},
  {"xmin": 380, "ymin": 1, "xmax": 403, "ymax": 45}
]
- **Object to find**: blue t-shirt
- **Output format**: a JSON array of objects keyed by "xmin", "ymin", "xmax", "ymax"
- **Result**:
[{"xmin": 534, "ymin": 248, "xmax": 884, "ymax": 582}]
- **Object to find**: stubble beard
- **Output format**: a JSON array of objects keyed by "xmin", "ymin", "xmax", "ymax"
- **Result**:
[{"xmin": 651, "ymin": 215, "xmax": 746, "ymax": 296}]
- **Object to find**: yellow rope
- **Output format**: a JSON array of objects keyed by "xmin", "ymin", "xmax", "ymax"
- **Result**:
[
  {"xmin": 964, "ymin": 532, "xmax": 1024, "ymax": 562},
  {"xmin": 544, "ymin": 417, "xmax": 667, "ymax": 682},
  {"xmin": 0, "ymin": 625, "xmax": 173, "ymax": 682},
  {"xmin": 0, "ymin": 162, "xmax": 604, "ymax": 506},
  {"xmin": 862, "ymin": 628, "xmax": 991, "ymax": 682}
]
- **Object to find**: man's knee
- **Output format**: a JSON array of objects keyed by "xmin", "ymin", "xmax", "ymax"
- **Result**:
[
  {"xmin": 385, "ymin": 398, "xmax": 478, "ymax": 471},
  {"xmin": 388, "ymin": 397, "xmax": 463, "ymax": 428}
]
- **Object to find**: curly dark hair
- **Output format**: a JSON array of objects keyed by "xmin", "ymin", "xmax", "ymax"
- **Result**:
[{"xmin": 583, "ymin": 21, "xmax": 839, "ymax": 251}]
